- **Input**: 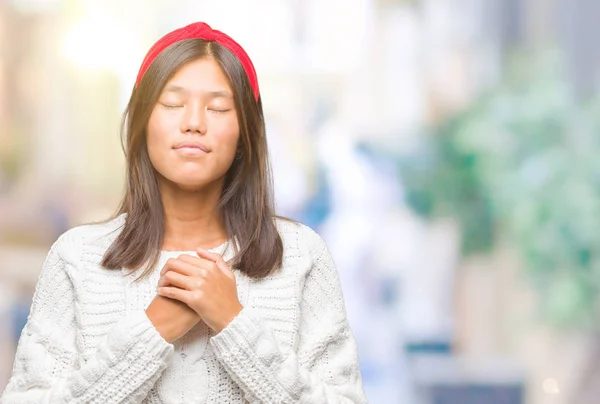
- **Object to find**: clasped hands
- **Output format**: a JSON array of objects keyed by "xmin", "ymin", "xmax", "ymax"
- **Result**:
[{"xmin": 146, "ymin": 248, "xmax": 243, "ymax": 343}]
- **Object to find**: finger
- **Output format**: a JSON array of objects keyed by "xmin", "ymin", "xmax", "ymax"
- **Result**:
[
  {"xmin": 215, "ymin": 259, "xmax": 235, "ymax": 279},
  {"xmin": 159, "ymin": 270, "xmax": 199, "ymax": 291},
  {"xmin": 156, "ymin": 286, "xmax": 193, "ymax": 305},
  {"xmin": 160, "ymin": 257, "xmax": 200, "ymax": 277},
  {"xmin": 196, "ymin": 248, "xmax": 223, "ymax": 263},
  {"xmin": 177, "ymin": 253, "xmax": 213, "ymax": 269},
  {"xmin": 196, "ymin": 248, "xmax": 233, "ymax": 278},
  {"xmin": 173, "ymin": 254, "xmax": 215, "ymax": 278}
]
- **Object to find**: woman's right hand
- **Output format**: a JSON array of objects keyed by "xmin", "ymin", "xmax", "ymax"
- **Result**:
[{"xmin": 146, "ymin": 294, "xmax": 201, "ymax": 343}]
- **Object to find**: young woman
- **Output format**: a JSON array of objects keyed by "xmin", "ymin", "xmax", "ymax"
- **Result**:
[{"xmin": 1, "ymin": 22, "xmax": 367, "ymax": 403}]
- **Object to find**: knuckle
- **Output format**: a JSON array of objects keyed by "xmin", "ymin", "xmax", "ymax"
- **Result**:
[
  {"xmin": 178, "ymin": 254, "xmax": 192, "ymax": 263},
  {"xmin": 168, "ymin": 258, "xmax": 182, "ymax": 269}
]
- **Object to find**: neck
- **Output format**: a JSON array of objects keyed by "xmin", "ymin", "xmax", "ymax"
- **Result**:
[{"xmin": 159, "ymin": 178, "xmax": 228, "ymax": 252}]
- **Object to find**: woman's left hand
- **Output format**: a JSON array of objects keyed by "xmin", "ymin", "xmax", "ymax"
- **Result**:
[{"xmin": 157, "ymin": 249, "xmax": 243, "ymax": 334}]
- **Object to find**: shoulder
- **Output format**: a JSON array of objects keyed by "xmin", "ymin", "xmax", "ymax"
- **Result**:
[
  {"xmin": 29, "ymin": 215, "xmax": 126, "ymax": 306},
  {"xmin": 51, "ymin": 213, "xmax": 126, "ymax": 264},
  {"xmin": 274, "ymin": 217, "xmax": 329, "ymax": 259},
  {"xmin": 274, "ymin": 219, "xmax": 345, "ymax": 312}
]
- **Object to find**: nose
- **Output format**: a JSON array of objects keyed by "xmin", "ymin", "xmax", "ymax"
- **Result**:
[{"xmin": 180, "ymin": 102, "xmax": 207, "ymax": 135}]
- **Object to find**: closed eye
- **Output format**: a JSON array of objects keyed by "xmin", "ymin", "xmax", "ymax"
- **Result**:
[
  {"xmin": 160, "ymin": 103, "xmax": 183, "ymax": 109},
  {"xmin": 208, "ymin": 109, "xmax": 231, "ymax": 114}
]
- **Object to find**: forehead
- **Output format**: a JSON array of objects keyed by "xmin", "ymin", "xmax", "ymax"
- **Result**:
[{"xmin": 163, "ymin": 58, "xmax": 233, "ymax": 95}]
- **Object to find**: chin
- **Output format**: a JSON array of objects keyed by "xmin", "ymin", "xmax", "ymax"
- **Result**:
[
  {"xmin": 157, "ymin": 169, "xmax": 224, "ymax": 192},
  {"xmin": 166, "ymin": 175, "xmax": 221, "ymax": 192}
]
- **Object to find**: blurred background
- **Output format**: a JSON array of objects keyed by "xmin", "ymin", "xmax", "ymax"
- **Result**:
[{"xmin": 1, "ymin": 0, "xmax": 600, "ymax": 403}]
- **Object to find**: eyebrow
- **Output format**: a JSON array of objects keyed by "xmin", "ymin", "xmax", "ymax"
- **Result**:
[
  {"xmin": 162, "ymin": 85, "xmax": 233, "ymax": 99},
  {"xmin": 205, "ymin": 90, "xmax": 233, "ymax": 99},
  {"xmin": 162, "ymin": 84, "xmax": 187, "ymax": 94}
]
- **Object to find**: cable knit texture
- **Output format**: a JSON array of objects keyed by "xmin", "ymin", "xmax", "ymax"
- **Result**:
[{"xmin": 0, "ymin": 215, "xmax": 367, "ymax": 404}]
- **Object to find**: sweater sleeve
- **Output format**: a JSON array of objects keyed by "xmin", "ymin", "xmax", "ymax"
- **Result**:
[
  {"xmin": 209, "ymin": 225, "xmax": 367, "ymax": 404},
  {"xmin": 0, "ymin": 232, "xmax": 173, "ymax": 404}
]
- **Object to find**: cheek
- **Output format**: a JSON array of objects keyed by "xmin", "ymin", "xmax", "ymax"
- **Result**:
[
  {"xmin": 145, "ymin": 113, "xmax": 171, "ymax": 169},
  {"xmin": 219, "ymin": 132, "xmax": 239, "ymax": 162},
  {"xmin": 212, "ymin": 116, "xmax": 240, "ymax": 162}
]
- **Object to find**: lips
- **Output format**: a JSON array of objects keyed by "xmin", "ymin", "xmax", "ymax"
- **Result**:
[{"xmin": 173, "ymin": 142, "xmax": 211, "ymax": 153}]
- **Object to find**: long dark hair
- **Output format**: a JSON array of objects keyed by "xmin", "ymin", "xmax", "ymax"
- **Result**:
[{"xmin": 101, "ymin": 39, "xmax": 283, "ymax": 279}]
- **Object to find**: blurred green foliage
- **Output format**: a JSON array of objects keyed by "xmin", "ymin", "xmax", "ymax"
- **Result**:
[{"xmin": 401, "ymin": 51, "xmax": 600, "ymax": 330}]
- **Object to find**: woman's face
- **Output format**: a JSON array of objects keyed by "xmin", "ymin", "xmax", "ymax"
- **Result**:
[{"xmin": 146, "ymin": 57, "xmax": 240, "ymax": 191}]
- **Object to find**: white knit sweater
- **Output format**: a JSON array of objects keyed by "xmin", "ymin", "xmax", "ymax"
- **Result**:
[{"xmin": 0, "ymin": 215, "xmax": 367, "ymax": 404}]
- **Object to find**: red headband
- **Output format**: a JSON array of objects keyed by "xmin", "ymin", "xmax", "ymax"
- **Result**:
[{"xmin": 135, "ymin": 22, "xmax": 260, "ymax": 101}]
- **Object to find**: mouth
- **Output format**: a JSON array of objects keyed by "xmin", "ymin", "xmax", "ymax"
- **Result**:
[{"xmin": 173, "ymin": 142, "xmax": 211, "ymax": 154}]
